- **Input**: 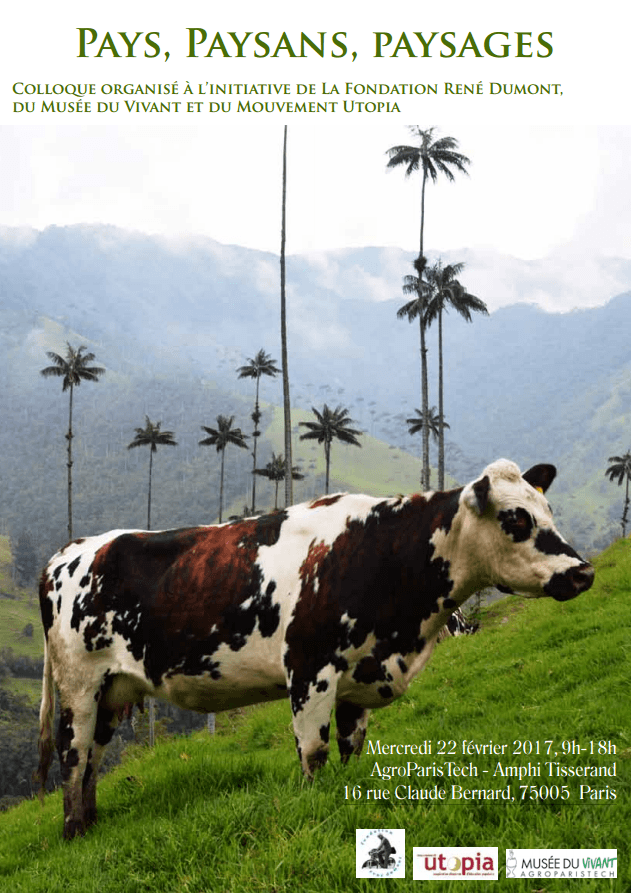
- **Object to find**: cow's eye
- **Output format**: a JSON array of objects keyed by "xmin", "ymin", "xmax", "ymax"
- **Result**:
[{"xmin": 498, "ymin": 508, "xmax": 533, "ymax": 542}]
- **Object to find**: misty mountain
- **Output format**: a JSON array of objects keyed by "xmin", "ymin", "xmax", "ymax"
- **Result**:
[{"xmin": 1, "ymin": 223, "xmax": 630, "ymax": 560}]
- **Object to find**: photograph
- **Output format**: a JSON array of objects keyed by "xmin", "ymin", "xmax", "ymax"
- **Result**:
[{"xmin": 1, "ymin": 3, "xmax": 629, "ymax": 889}]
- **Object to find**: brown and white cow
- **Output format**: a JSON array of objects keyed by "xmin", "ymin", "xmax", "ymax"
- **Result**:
[{"xmin": 35, "ymin": 459, "xmax": 593, "ymax": 839}]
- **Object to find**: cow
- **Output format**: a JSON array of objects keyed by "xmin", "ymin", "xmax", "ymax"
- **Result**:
[
  {"xmin": 35, "ymin": 459, "xmax": 594, "ymax": 839},
  {"xmin": 437, "ymin": 606, "xmax": 479, "ymax": 642}
]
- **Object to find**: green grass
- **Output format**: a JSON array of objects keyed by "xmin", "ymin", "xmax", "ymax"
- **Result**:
[
  {"xmin": 1, "ymin": 541, "xmax": 629, "ymax": 892},
  {"xmin": 0, "ymin": 535, "xmax": 41, "ymax": 663},
  {"xmin": 1, "ymin": 676, "xmax": 41, "ymax": 706}
]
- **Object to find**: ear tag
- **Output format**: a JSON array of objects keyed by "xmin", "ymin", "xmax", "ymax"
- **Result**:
[{"xmin": 535, "ymin": 486, "xmax": 544, "ymax": 493}]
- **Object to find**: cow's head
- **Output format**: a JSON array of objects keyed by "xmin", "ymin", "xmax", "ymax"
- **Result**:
[{"xmin": 459, "ymin": 459, "xmax": 594, "ymax": 601}]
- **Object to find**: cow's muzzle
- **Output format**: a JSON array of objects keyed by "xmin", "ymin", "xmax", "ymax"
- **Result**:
[{"xmin": 545, "ymin": 562, "xmax": 595, "ymax": 601}]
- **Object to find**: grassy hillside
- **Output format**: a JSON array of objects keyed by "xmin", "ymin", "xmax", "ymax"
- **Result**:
[
  {"xmin": 0, "ymin": 535, "xmax": 41, "ymax": 705},
  {"xmin": 1, "ymin": 539, "xmax": 629, "ymax": 891}
]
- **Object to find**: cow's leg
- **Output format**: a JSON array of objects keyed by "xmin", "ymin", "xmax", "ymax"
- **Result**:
[
  {"xmin": 82, "ymin": 703, "xmax": 120, "ymax": 830},
  {"xmin": 335, "ymin": 701, "xmax": 370, "ymax": 764},
  {"xmin": 56, "ymin": 697, "xmax": 98, "ymax": 840},
  {"xmin": 289, "ymin": 673, "xmax": 339, "ymax": 778}
]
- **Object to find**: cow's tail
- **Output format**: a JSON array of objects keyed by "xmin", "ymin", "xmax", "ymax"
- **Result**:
[{"xmin": 33, "ymin": 637, "xmax": 55, "ymax": 804}]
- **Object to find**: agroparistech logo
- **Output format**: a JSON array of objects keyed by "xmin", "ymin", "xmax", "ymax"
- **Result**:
[
  {"xmin": 356, "ymin": 829, "xmax": 405, "ymax": 878},
  {"xmin": 413, "ymin": 847, "xmax": 498, "ymax": 880},
  {"xmin": 506, "ymin": 849, "xmax": 617, "ymax": 879}
]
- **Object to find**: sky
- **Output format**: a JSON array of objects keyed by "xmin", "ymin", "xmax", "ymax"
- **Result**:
[
  {"xmin": 1, "ymin": 124, "xmax": 628, "ymax": 257},
  {"xmin": 1, "ymin": 123, "xmax": 630, "ymax": 311}
]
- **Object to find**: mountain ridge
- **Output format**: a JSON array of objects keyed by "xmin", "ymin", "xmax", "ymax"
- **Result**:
[{"xmin": 1, "ymin": 223, "xmax": 630, "ymax": 558}]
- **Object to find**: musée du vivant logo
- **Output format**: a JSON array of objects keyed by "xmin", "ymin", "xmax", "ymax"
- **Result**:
[
  {"xmin": 356, "ymin": 829, "xmax": 405, "ymax": 878},
  {"xmin": 506, "ymin": 849, "xmax": 617, "ymax": 879}
]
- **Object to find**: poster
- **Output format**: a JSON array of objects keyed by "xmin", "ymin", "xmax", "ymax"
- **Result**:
[{"xmin": 1, "ymin": 1, "xmax": 629, "ymax": 890}]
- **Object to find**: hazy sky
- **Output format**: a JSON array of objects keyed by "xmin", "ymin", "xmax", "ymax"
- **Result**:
[{"xmin": 2, "ymin": 124, "xmax": 629, "ymax": 259}]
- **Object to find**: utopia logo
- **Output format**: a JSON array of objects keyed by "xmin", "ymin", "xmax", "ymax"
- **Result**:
[
  {"xmin": 356, "ymin": 829, "xmax": 405, "ymax": 878},
  {"xmin": 413, "ymin": 847, "xmax": 498, "ymax": 880}
]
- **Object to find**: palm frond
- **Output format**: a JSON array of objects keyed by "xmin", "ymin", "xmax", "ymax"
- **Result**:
[
  {"xmin": 299, "ymin": 403, "xmax": 362, "ymax": 447},
  {"xmin": 40, "ymin": 343, "xmax": 105, "ymax": 391},
  {"xmin": 237, "ymin": 348, "xmax": 281, "ymax": 380},
  {"xmin": 128, "ymin": 416, "xmax": 177, "ymax": 451},
  {"xmin": 199, "ymin": 416, "xmax": 249, "ymax": 452}
]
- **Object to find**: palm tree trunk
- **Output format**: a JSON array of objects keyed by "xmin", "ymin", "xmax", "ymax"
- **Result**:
[
  {"xmin": 66, "ymin": 385, "xmax": 74, "ymax": 541},
  {"xmin": 623, "ymin": 476, "xmax": 629, "ymax": 537},
  {"xmin": 420, "ymin": 319, "xmax": 430, "ymax": 491},
  {"xmin": 147, "ymin": 449, "xmax": 153, "ymax": 530},
  {"xmin": 251, "ymin": 378, "xmax": 260, "ymax": 513},
  {"xmin": 147, "ymin": 447, "xmax": 155, "ymax": 742},
  {"xmin": 437, "ymin": 307, "xmax": 445, "ymax": 490},
  {"xmin": 419, "ymin": 168, "xmax": 427, "ymax": 258},
  {"xmin": 325, "ymin": 440, "xmax": 331, "ymax": 494},
  {"xmin": 419, "ymin": 167, "xmax": 430, "ymax": 491},
  {"xmin": 219, "ymin": 449, "xmax": 225, "ymax": 523},
  {"xmin": 280, "ymin": 125, "xmax": 293, "ymax": 508}
]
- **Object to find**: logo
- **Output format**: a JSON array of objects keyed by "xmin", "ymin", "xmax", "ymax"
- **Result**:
[
  {"xmin": 506, "ymin": 849, "xmax": 617, "ymax": 879},
  {"xmin": 413, "ymin": 847, "xmax": 498, "ymax": 880},
  {"xmin": 356, "ymin": 829, "xmax": 405, "ymax": 878}
]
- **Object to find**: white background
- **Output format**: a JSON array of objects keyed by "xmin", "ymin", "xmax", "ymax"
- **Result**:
[{"xmin": 1, "ymin": 0, "xmax": 630, "ymax": 308}]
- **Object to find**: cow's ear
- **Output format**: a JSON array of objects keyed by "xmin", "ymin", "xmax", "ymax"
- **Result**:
[
  {"xmin": 462, "ymin": 475, "xmax": 490, "ymax": 515},
  {"xmin": 523, "ymin": 464, "xmax": 556, "ymax": 494}
]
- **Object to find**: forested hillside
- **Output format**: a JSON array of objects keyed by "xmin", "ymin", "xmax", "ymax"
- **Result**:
[{"xmin": 1, "ymin": 223, "xmax": 630, "ymax": 565}]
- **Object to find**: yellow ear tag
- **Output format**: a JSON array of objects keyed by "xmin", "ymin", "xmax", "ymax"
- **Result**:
[{"xmin": 535, "ymin": 486, "xmax": 544, "ymax": 493}]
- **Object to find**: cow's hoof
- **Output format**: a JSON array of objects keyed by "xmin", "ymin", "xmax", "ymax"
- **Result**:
[{"xmin": 306, "ymin": 748, "xmax": 329, "ymax": 775}]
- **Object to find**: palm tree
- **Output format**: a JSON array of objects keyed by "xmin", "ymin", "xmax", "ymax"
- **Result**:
[
  {"xmin": 406, "ymin": 406, "xmax": 449, "ymax": 489},
  {"xmin": 40, "ymin": 343, "xmax": 105, "ymax": 541},
  {"xmin": 406, "ymin": 407, "xmax": 448, "ymax": 442},
  {"xmin": 127, "ymin": 417, "xmax": 177, "ymax": 529},
  {"xmin": 605, "ymin": 452, "xmax": 631, "ymax": 536},
  {"xmin": 254, "ymin": 452, "xmax": 304, "ymax": 509},
  {"xmin": 387, "ymin": 128, "xmax": 469, "ymax": 492},
  {"xmin": 424, "ymin": 260, "xmax": 488, "ymax": 489},
  {"xmin": 397, "ymin": 255, "xmax": 431, "ymax": 490},
  {"xmin": 199, "ymin": 416, "xmax": 249, "ymax": 522},
  {"xmin": 386, "ymin": 126, "xmax": 470, "ymax": 260},
  {"xmin": 280, "ymin": 125, "xmax": 293, "ymax": 508},
  {"xmin": 299, "ymin": 404, "xmax": 362, "ymax": 494},
  {"xmin": 127, "ymin": 418, "xmax": 176, "ymax": 749},
  {"xmin": 237, "ymin": 349, "xmax": 280, "ymax": 513}
]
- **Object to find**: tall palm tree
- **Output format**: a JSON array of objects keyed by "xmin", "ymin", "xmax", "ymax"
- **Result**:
[
  {"xmin": 280, "ymin": 125, "xmax": 293, "ymax": 508},
  {"xmin": 199, "ymin": 416, "xmax": 249, "ymax": 522},
  {"xmin": 387, "ymin": 128, "xmax": 470, "ymax": 492},
  {"xmin": 299, "ymin": 404, "xmax": 362, "ymax": 494},
  {"xmin": 237, "ymin": 349, "xmax": 280, "ymax": 513},
  {"xmin": 40, "ymin": 342, "xmax": 105, "ymax": 541},
  {"xmin": 127, "ymin": 417, "xmax": 176, "ymax": 749},
  {"xmin": 398, "ymin": 255, "xmax": 431, "ymax": 490},
  {"xmin": 127, "ymin": 417, "xmax": 177, "ymax": 529},
  {"xmin": 386, "ymin": 126, "xmax": 470, "ymax": 260},
  {"xmin": 254, "ymin": 452, "xmax": 304, "ymax": 509},
  {"xmin": 424, "ymin": 260, "xmax": 488, "ymax": 489},
  {"xmin": 605, "ymin": 452, "xmax": 631, "ymax": 536}
]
